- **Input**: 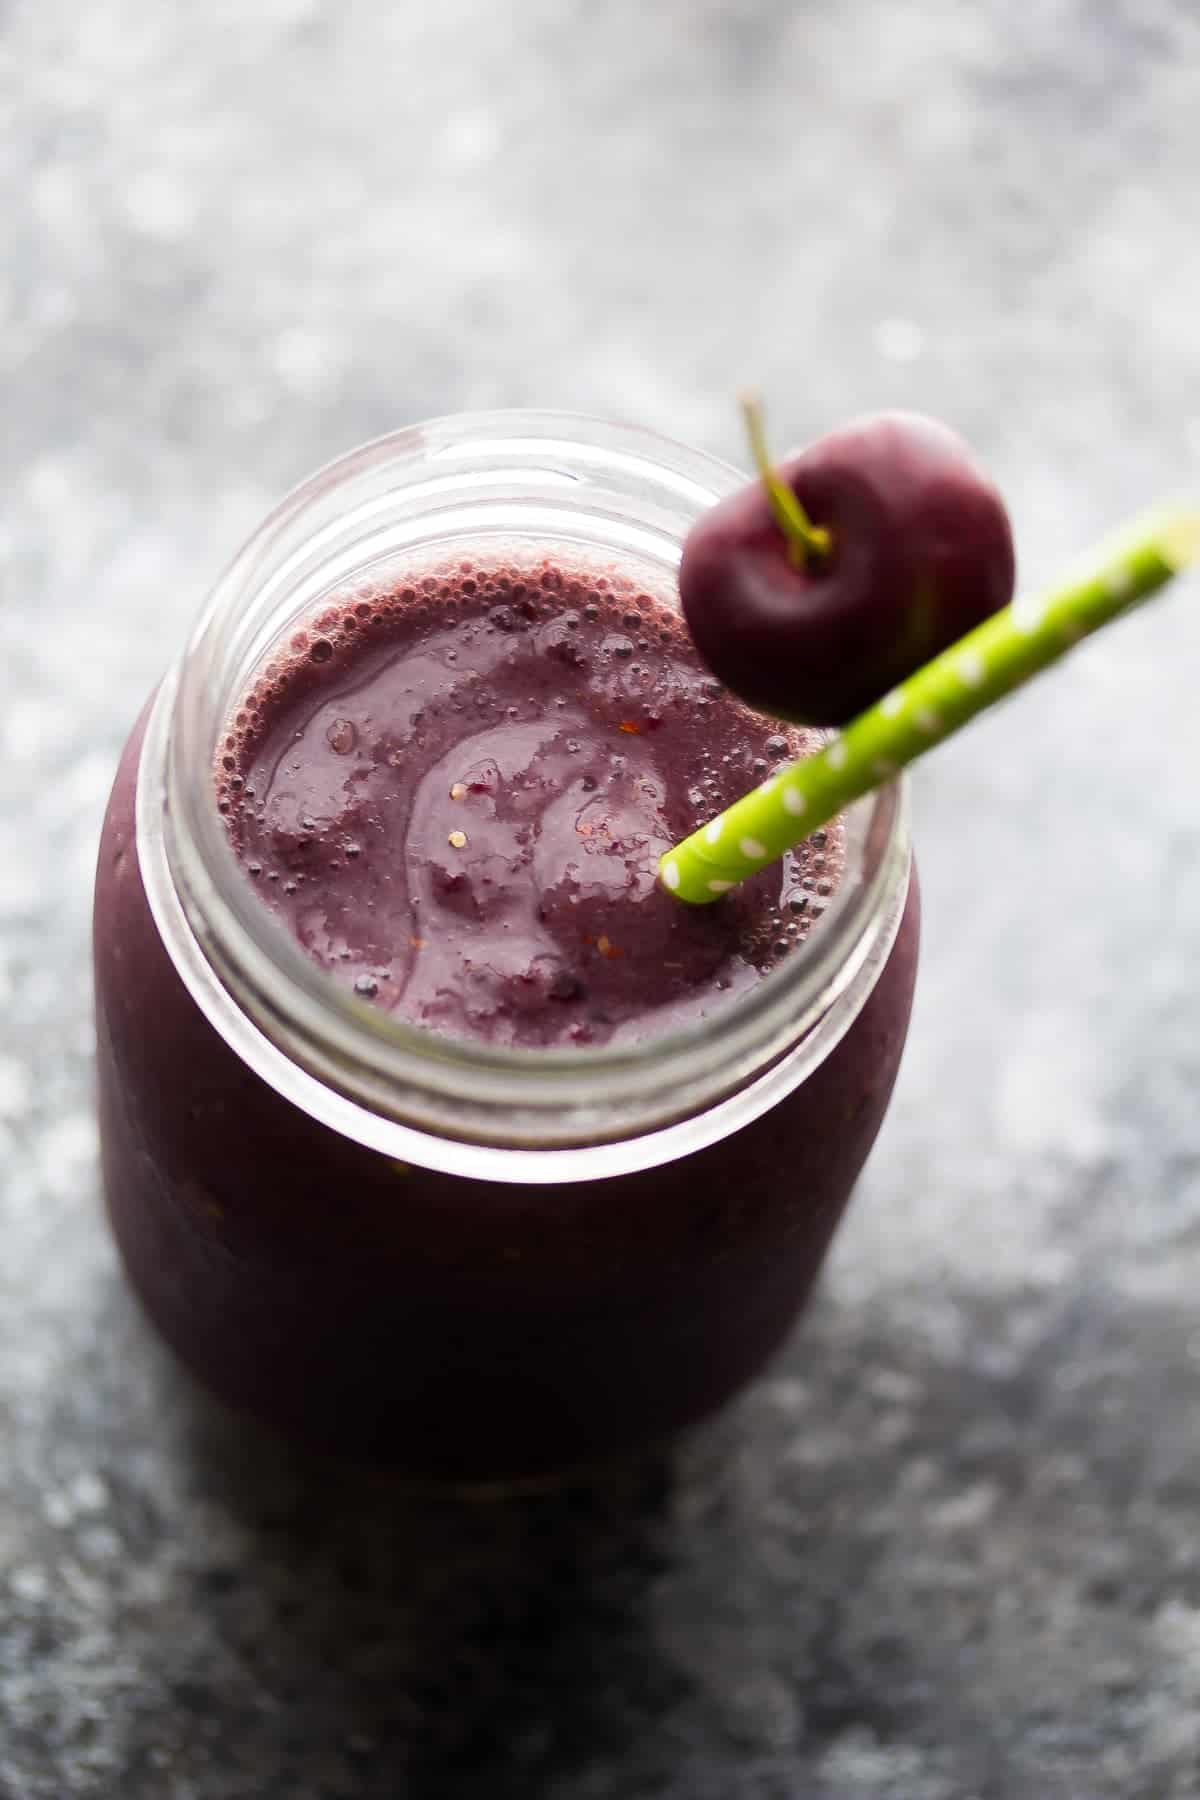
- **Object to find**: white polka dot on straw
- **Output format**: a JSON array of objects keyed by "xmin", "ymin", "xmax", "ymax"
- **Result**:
[
  {"xmin": 915, "ymin": 707, "xmax": 942, "ymax": 736},
  {"xmin": 880, "ymin": 689, "xmax": 905, "ymax": 717},
  {"xmin": 1104, "ymin": 563, "xmax": 1135, "ymax": 599},
  {"xmin": 704, "ymin": 819, "xmax": 723, "ymax": 845},
  {"xmin": 740, "ymin": 836, "xmax": 767, "ymax": 861},
  {"xmin": 781, "ymin": 786, "xmax": 807, "ymax": 816},
  {"xmin": 826, "ymin": 739, "xmax": 848, "ymax": 770},
  {"xmin": 708, "ymin": 878, "xmax": 733, "ymax": 893},
  {"xmin": 956, "ymin": 650, "xmax": 985, "ymax": 688},
  {"xmin": 661, "ymin": 859, "xmax": 680, "ymax": 891}
]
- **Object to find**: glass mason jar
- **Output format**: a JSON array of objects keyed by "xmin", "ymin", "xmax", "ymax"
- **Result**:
[{"xmin": 93, "ymin": 413, "xmax": 919, "ymax": 1482}]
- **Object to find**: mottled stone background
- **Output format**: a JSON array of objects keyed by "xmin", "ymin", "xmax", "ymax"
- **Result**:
[{"xmin": 4, "ymin": 2, "xmax": 1200, "ymax": 1796}]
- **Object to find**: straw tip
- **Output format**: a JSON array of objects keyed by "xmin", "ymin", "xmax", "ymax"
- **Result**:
[{"xmin": 1158, "ymin": 508, "xmax": 1200, "ymax": 571}]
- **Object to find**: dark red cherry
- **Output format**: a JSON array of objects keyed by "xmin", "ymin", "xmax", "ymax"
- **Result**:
[{"xmin": 679, "ymin": 407, "xmax": 1016, "ymax": 725}]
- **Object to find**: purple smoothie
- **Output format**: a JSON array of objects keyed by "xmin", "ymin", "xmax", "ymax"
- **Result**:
[
  {"xmin": 218, "ymin": 553, "xmax": 841, "ymax": 1050},
  {"xmin": 94, "ymin": 549, "xmax": 918, "ymax": 1479}
]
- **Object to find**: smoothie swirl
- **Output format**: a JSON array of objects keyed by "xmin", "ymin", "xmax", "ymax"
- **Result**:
[{"xmin": 218, "ymin": 552, "xmax": 843, "ymax": 1048}]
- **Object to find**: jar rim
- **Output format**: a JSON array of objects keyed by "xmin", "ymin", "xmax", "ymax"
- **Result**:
[{"xmin": 144, "ymin": 411, "xmax": 911, "ymax": 1171}]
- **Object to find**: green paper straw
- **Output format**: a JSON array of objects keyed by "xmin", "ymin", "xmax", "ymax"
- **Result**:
[{"xmin": 660, "ymin": 504, "xmax": 1200, "ymax": 904}]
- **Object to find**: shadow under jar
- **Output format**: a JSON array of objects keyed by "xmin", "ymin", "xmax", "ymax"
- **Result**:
[{"xmin": 93, "ymin": 413, "xmax": 919, "ymax": 1483}]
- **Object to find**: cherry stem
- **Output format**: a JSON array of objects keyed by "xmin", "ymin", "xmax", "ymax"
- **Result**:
[{"xmin": 739, "ymin": 392, "xmax": 832, "ymax": 571}]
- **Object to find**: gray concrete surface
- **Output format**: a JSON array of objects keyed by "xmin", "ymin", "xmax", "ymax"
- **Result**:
[{"xmin": 4, "ymin": 1, "xmax": 1200, "ymax": 1794}]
